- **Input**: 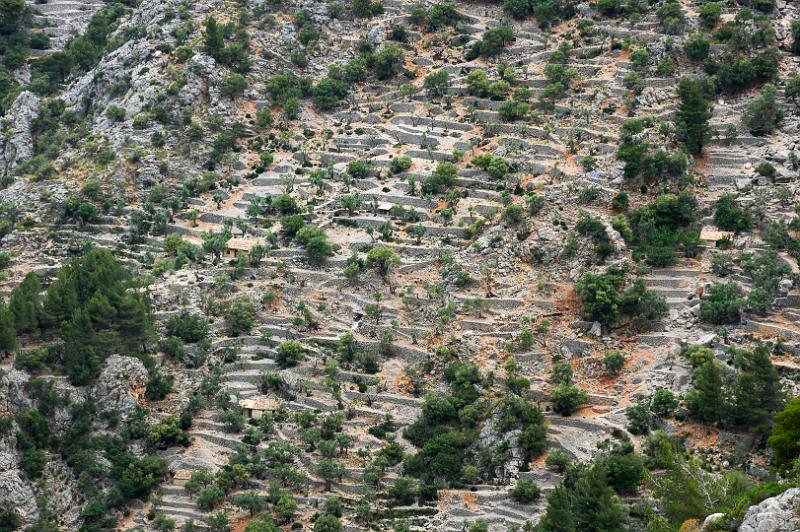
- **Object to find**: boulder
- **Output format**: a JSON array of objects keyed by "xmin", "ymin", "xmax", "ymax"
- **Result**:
[
  {"xmin": 0, "ymin": 446, "xmax": 39, "ymax": 524},
  {"xmin": 738, "ymin": 488, "xmax": 800, "ymax": 532},
  {"xmin": 0, "ymin": 91, "xmax": 40, "ymax": 176},
  {"xmin": 92, "ymin": 355, "xmax": 148, "ymax": 423}
]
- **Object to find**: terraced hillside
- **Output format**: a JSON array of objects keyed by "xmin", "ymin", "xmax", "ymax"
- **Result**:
[{"xmin": 2, "ymin": 0, "xmax": 800, "ymax": 531}]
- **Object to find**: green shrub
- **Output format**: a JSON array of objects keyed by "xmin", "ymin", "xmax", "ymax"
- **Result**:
[
  {"xmin": 312, "ymin": 76, "xmax": 349, "ymax": 110},
  {"xmin": 651, "ymin": 388, "xmax": 678, "ymax": 416},
  {"xmin": 792, "ymin": 21, "xmax": 800, "ymax": 54},
  {"xmin": 768, "ymin": 397, "xmax": 800, "ymax": 470},
  {"xmin": 276, "ymin": 340, "xmax": 306, "ymax": 368},
  {"xmin": 698, "ymin": 2, "xmax": 722, "ymax": 28},
  {"xmin": 620, "ymin": 280, "xmax": 667, "ymax": 327},
  {"xmin": 426, "ymin": 2, "xmax": 463, "ymax": 30},
  {"xmin": 742, "ymin": 84, "xmax": 784, "ymax": 136},
  {"xmin": 423, "ymin": 69, "xmax": 449, "ymax": 98},
  {"xmin": 466, "ymin": 23, "xmax": 514, "ymax": 59},
  {"xmin": 225, "ymin": 296, "xmax": 256, "ymax": 335},
  {"xmin": 714, "ymin": 194, "xmax": 751, "ymax": 232},
  {"xmin": 347, "ymin": 160, "xmax": 372, "ymax": 179},
  {"xmin": 284, "ymin": 96, "xmax": 300, "ymax": 119},
  {"xmin": 466, "ymin": 69, "xmax": 490, "ymax": 96},
  {"xmin": 220, "ymin": 73, "xmax": 247, "ymax": 98},
  {"xmin": 389, "ymin": 155, "xmax": 412, "ymax": 174},
  {"xmin": 676, "ymin": 77, "xmax": 713, "ymax": 154},
  {"xmin": 497, "ymin": 100, "xmax": 530, "ymax": 121},
  {"xmin": 710, "ymin": 253, "xmax": 734, "ymax": 276},
  {"xmin": 549, "ymin": 383, "xmax": 589, "ymax": 416},
  {"xmin": 575, "ymin": 269, "xmax": 624, "ymax": 327},
  {"xmin": 656, "ymin": 2, "xmax": 685, "ymax": 34},
  {"xmin": 421, "ymin": 161, "xmax": 458, "ymax": 194},
  {"xmin": 603, "ymin": 351, "xmax": 625, "ymax": 374},
  {"xmin": 352, "ymin": 0, "xmax": 384, "ymax": 18},
  {"xmin": 166, "ymin": 311, "xmax": 208, "ymax": 343},
  {"xmin": 684, "ymin": 34, "xmax": 710, "ymax": 61},
  {"xmin": 545, "ymin": 449, "xmax": 572, "ymax": 472},
  {"xmin": 509, "ymin": 479, "xmax": 541, "ymax": 503},
  {"xmin": 699, "ymin": 282, "xmax": 744, "ymax": 324},
  {"xmin": 105, "ymin": 104, "xmax": 126, "ymax": 122},
  {"xmin": 371, "ymin": 45, "xmax": 404, "ymax": 80}
]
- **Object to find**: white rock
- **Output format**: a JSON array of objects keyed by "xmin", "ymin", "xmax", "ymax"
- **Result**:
[{"xmin": 739, "ymin": 488, "xmax": 800, "ymax": 532}]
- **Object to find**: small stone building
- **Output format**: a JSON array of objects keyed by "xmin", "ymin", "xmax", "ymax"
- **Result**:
[
  {"xmin": 239, "ymin": 397, "xmax": 276, "ymax": 420},
  {"xmin": 223, "ymin": 238, "xmax": 257, "ymax": 259},
  {"xmin": 172, "ymin": 470, "xmax": 192, "ymax": 486}
]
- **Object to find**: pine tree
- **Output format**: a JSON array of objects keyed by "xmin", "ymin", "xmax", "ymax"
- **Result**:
[
  {"xmin": 204, "ymin": 17, "xmax": 225, "ymax": 60},
  {"xmin": 9, "ymin": 272, "xmax": 41, "ymax": 334},
  {"xmin": 730, "ymin": 344, "xmax": 784, "ymax": 429},
  {"xmin": 537, "ymin": 485, "xmax": 576, "ymax": 532},
  {"xmin": 61, "ymin": 309, "xmax": 101, "ymax": 385},
  {"xmin": 572, "ymin": 465, "xmax": 626, "ymax": 531},
  {"xmin": 768, "ymin": 397, "xmax": 800, "ymax": 470},
  {"xmin": 41, "ymin": 265, "xmax": 79, "ymax": 326},
  {"xmin": 116, "ymin": 292, "xmax": 154, "ymax": 352},
  {"xmin": 685, "ymin": 360, "xmax": 726, "ymax": 424},
  {"xmin": 0, "ymin": 299, "xmax": 17, "ymax": 355},
  {"xmin": 676, "ymin": 77, "xmax": 713, "ymax": 155}
]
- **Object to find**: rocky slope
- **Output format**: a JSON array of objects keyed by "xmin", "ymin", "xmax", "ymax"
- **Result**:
[{"xmin": 1, "ymin": 0, "xmax": 800, "ymax": 530}]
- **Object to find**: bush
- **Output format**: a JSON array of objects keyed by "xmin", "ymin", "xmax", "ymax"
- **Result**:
[
  {"xmin": 675, "ymin": 77, "xmax": 713, "ymax": 158},
  {"xmin": 620, "ymin": 280, "xmax": 667, "ymax": 328},
  {"xmin": 352, "ymin": 0, "xmax": 383, "ymax": 18},
  {"xmin": 225, "ymin": 296, "xmax": 256, "ymax": 335},
  {"xmin": 14, "ymin": 348, "xmax": 48, "ymax": 373},
  {"xmin": 710, "ymin": 253, "xmax": 734, "ymax": 276},
  {"xmin": 768, "ymin": 397, "xmax": 800, "ymax": 471},
  {"xmin": 575, "ymin": 268, "xmax": 624, "ymax": 327},
  {"xmin": 714, "ymin": 194, "xmax": 751, "ymax": 232},
  {"xmin": 466, "ymin": 23, "xmax": 514, "ymax": 59},
  {"xmin": 423, "ymin": 69, "xmax": 449, "ymax": 98},
  {"xmin": 276, "ymin": 340, "xmax": 305, "ymax": 368},
  {"xmin": 626, "ymin": 399, "xmax": 656, "ymax": 435},
  {"xmin": 684, "ymin": 34, "xmax": 710, "ymax": 61},
  {"xmin": 466, "ymin": 69, "xmax": 489, "ymax": 96},
  {"xmin": 497, "ymin": 100, "xmax": 530, "ymax": 121},
  {"xmin": 651, "ymin": 388, "xmax": 678, "ymax": 416},
  {"xmin": 166, "ymin": 311, "xmax": 209, "ymax": 343},
  {"xmin": 549, "ymin": 383, "xmax": 588, "ymax": 416},
  {"xmin": 389, "ymin": 155, "xmax": 412, "ymax": 174},
  {"xmin": 387, "ymin": 477, "xmax": 417, "ymax": 506},
  {"xmin": 105, "ymin": 104, "xmax": 126, "ymax": 122},
  {"xmin": 656, "ymin": 2, "xmax": 685, "ymax": 34},
  {"xmin": 371, "ymin": 45, "xmax": 404, "ymax": 80},
  {"xmin": 742, "ymin": 84, "xmax": 784, "ymax": 136},
  {"xmin": 220, "ymin": 73, "xmax": 247, "ymax": 98},
  {"xmin": 426, "ymin": 2, "xmax": 463, "ymax": 30},
  {"xmin": 197, "ymin": 487, "xmax": 226, "ymax": 511},
  {"xmin": 792, "ymin": 20, "xmax": 800, "ymax": 54},
  {"xmin": 545, "ymin": 449, "xmax": 572, "ymax": 472},
  {"xmin": 284, "ymin": 97, "xmax": 300, "ymax": 119},
  {"xmin": 698, "ymin": 2, "xmax": 722, "ymax": 28},
  {"xmin": 312, "ymin": 76, "xmax": 349, "ymax": 110},
  {"xmin": 305, "ymin": 235, "xmax": 333, "ymax": 264},
  {"xmin": 603, "ymin": 351, "xmax": 625, "ymax": 375},
  {"xmin": 421, "ymin": 161, "xmax": 458, "ymax": 194},
  {"xmin": 502, "ymin": 204, "xmax": 525, "ymax": 225},
  {"xmin": 509, "ymin": 479, "xmax": 541, "ymax": 503},
  {"xmin": 699, "ymin": 282, "xmax": 744, "ymax": 324}
]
